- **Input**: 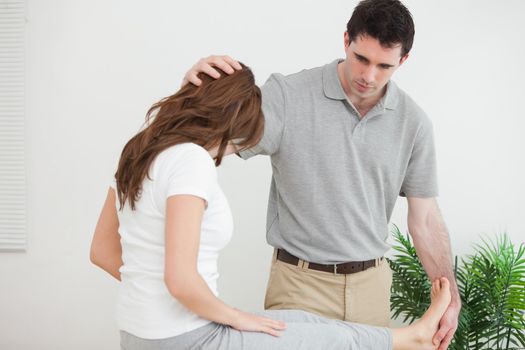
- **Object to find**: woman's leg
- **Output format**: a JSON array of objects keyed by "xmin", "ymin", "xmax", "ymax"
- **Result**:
[
  {"xmin": 253, "ymin": 309, "xmax": 392, "ymax": 349},
  {"xmin": 208, "ymin": 313, "xmax": 392, "ymax": 350},
  {"xmin": 252, "ymin": 277, "xmax": 451, "ymax": 350},
  {"xmin": 120, "ymin": 311, "xmax": 391, "ymax": 350},
  {"xmin": 120, "ymin": 278, "xmax": 451, "ymax": 350}
]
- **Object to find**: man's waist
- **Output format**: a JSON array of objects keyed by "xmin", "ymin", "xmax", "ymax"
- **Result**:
[{"xmin": 276, "ymin": 248, "xmax": 384, "ymax": 275}]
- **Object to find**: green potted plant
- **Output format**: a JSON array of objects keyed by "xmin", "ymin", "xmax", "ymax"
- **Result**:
[{"xmin": 388, "ymin": 225, "xmax": 525, "ymax": 350}]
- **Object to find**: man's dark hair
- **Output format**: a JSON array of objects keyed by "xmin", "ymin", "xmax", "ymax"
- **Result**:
[{"xmin": 346, "ymin": 0, "xmax": 415, "ymax": 57}]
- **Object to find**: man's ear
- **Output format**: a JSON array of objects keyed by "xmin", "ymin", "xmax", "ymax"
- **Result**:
[
  {"xmin": 399, "ymin": 53, "xmax": 409, "ymax": 66},
  {"xmin": 344, "ymin": 31, "xmax": 351, "ymax": 50}
]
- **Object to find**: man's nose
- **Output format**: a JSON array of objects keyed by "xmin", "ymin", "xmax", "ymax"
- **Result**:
[{"xmin": 362, "ymin": 66, "xmax": 376, "ymax": 84}]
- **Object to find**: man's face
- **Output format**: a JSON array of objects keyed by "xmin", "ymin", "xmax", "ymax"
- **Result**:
[{"xmin": 341, "ymin": 32, "xmax": 408, "ymax": 100}]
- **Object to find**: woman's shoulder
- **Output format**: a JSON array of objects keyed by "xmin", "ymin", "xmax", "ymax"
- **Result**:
[{"xmin": 157, "ymin": 143, "xmax": 215, "ymax": 172}]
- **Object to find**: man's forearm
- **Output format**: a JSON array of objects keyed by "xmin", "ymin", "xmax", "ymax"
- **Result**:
[{"xmin": 409, "ymin": 209, "xmax": 461, "ymax": 307}]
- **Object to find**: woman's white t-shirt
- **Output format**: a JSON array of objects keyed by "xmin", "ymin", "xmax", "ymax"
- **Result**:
[{"xmin": 111, "ymin": 143, "xmax": 233, "ymax": 339}]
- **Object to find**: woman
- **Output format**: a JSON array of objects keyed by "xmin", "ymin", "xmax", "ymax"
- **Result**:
[{"xmin": 90, "ymin": 63, "xmax": 451, "ymax": 350}]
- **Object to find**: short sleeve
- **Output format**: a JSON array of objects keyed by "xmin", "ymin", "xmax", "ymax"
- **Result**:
[
  {"xmin": 162, "ymin": 145, "xmax": 217, "ymax": 203},
  {"xmin": 238, "ymin": 73, "xmax": 286, "ymax": 159},
  {"xmin": 400, "ymin": 118, "xmax": 439, "ymax": 198}
]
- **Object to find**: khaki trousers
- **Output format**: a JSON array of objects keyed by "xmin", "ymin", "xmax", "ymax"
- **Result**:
[{"xmin": 264, "ymin": 250, "xmax": 392, "ymax": 327}]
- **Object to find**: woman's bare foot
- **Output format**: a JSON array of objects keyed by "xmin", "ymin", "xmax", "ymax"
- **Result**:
[{"xmin": 392, "ymin": 277, "xmax": 451, "ymax": 350}]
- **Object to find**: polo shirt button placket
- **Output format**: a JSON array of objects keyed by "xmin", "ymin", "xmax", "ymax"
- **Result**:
[{"xmin": 354, "ymin": 123, "xmax": 363, "ymax": 137}]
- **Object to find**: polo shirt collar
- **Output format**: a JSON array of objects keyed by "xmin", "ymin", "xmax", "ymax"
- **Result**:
[
  {"xmin": 323, "ymin": 59, "xmax": 399, "ymax": 111},
  {"xmin": 380, "ymin": 80, "xmax": 399, "ymax": 111},
  {"xmin": 323, "ymin": 59, "xmax": 347, "ymax": 101}
]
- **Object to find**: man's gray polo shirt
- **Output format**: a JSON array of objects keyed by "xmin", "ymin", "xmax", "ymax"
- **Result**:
[{"xmin": 240, "ymin": 59, "xmax": 438, "ymax": 264}]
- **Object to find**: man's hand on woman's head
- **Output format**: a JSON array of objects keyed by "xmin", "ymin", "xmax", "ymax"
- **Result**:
[{"xmin": 182, "ymin": 55, "xmax": 242, "ymax": 87}]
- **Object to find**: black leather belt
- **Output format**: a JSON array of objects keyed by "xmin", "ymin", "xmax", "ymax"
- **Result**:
[{"xmin": 276, "ymin": 249, "xmax": 383, "ymax": 274}]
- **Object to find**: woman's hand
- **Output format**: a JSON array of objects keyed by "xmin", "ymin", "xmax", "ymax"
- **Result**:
[{"xmin": 229, "ymin": 309, "xmax": 287, "ymax": 337}]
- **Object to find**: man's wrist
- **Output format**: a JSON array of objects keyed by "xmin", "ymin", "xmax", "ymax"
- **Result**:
[{"xmin": 449, "ymin": 295, "xmax": 462, "ymax": 310}]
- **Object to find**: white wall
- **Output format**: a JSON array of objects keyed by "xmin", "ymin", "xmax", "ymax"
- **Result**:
[{"xmin": 1, "ymin": 1, "xmax": 524, "ymax": 348}]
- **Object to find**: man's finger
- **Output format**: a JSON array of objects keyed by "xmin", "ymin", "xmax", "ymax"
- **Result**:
[
  {"xmin": 182, "ymin": 74, "xmax": 202, "ymax": 87},
  {"xmin": 433, "ymin": 325, "xmax": 449, "ymax": 345},
  {"xmin": 209, "ymin": 56, "xmax": 237, "ymax": 75},
  {"xmin": 223, "ymin": 55, "xmax": 242, "ymax": 70},
  {"xmin": 198, "ymin": 62, "xmax": 222, "ymax": 79},
  {"xmin": 437, "ymin": 329, "xmax": 455, "ymax": 350}
]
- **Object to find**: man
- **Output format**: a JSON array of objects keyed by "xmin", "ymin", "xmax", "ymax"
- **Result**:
[{"xmin": 183, "ymin": 1, "xmax": 460, "ymax": 349}]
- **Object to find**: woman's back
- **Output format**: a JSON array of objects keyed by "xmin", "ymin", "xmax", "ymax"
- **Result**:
[{"xmin": 114, "ymin": 143, "xmax": 233, "ymax": 339}]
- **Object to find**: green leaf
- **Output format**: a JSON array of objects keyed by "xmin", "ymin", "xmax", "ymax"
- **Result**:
[{"xmin": 389, "ymin": 227, "xmax": 525, "ymax": 349}]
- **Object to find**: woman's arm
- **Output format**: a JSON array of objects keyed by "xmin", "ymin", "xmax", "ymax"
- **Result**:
[
  {"xmin": 164, "ymin": 195, "xmax": 286, "ymax": 336},
  {"xmin": 90, "ymin": 187, "xmax": 123, "ymax": 281}
]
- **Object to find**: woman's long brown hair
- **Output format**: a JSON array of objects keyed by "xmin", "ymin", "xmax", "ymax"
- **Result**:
[{"xmin": 115, "ymin": 63, "xmax": 264, "ymax": 210}]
